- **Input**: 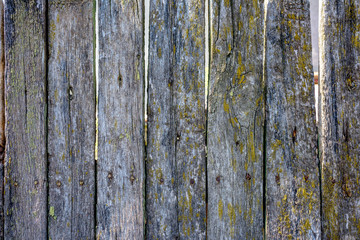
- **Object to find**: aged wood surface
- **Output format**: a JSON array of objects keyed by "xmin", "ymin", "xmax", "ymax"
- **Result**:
[
  {"xmin": 146, "ymin": 0, "xmax": 206, "ymax": 239},
  {"xmin": 208, "ymin": 0, "xmax": 265, "ymax": 239},
  {"xmin": 48, "ymin": 0, "xmax": 95, "ymax": 239},
  {"xmin": 97, "ymin": 0, "xmax": 144, "ymax": 239},
  {"xmin": 319, "ymin": 0, "xmax": 360, "ymax": 239},
  {"xmin": 0, "ymin": 1, "xmax": 4, "ymax": 238},
  {"xmin": 4, "ymin": 0, "xmax": 47, "ymax": 238},
  {"xmin": 264, "ymin": 0, "xmax": 320, "ymax": 239}
]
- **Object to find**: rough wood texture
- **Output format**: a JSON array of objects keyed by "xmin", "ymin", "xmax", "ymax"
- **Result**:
[
  {"xmin": 0, "ymin": 2, "xmax": 4, "ymax": 238},
  {"xmin": 97, "ymin": 0, "xmax": 144, "ymax": 239},
  {"xmin": 146, "ymin": 0, "xmax": 206, "ymax": 239},
  {"xmin": 4, "ymin": 0, "xmax": 47, "ymax": 238},
  {"xmin": 319, "ymin": 0, "xmax": 360, "ymax": 239},
  {"xmin": 48, "ymin": 0, "xmax": 95, "ymax": 239},
  {"xmin": 264, "ymin": 0, "xmax": 320, "ymax": 239},
  {"xmin": 208, "ymin": 0, "xmax": 264, "ymax": 239}
]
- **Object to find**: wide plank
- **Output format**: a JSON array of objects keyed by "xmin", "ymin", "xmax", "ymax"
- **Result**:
[
  {"xmin": 47, "ymin": 0, "xmax": 95, "ymax": 239},
  {"xmin": 97, "ymin": 0, "xmax": 144, "ymax": 238},
  {"xmin": 319, "ymin": 0, "xmax": 360, "ymax": 238},
  {"xmin": 264, "ymin": 0, "xmax": 321, "ymax": 239},
  {"xmin": 4, "ymin": 0, "xmax": 47, "ymax": 238}
]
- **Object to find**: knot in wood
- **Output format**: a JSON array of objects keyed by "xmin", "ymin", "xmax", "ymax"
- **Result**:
[
  {"xmin": 68, "ymin": 86, "xmax": 74, "ymax": 100},
  {"xmin": 304, "ymin": 175, "xmax": 309, "ymax": 182},
  {"xmin": 275, "ymin": 174, "xmax": 280, "ymax": 185},
  {"xmin": 108, "ymin": 172, "xmax": 113, "ymax": 180},
  {"xmin": 245, "ymin": 173, "xmax": 251, "ymax": 181},
  {"xmin": 79, "ymin": 180, "xmax": 84, "ymax": 186},
  {"xmin": 34, "ymin": 180, "xmax": 38, "ymax": 186},
  {"xmin": 14, "ymin": 181, "xmax": 18, "ymax": 187},
  {"xmin": 159, "ymin": 178, "xmax": 164, "ymax": 184},
  {"xmin": 56, "ymin": 180, "xmax": 61, "ymax": 187},
  {"xmin": 190, "ymin": 178, "xmax": 195, "ymax": 185}
]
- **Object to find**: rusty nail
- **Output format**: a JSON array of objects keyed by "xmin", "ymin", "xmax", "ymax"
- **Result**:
[
  {"xmin": 304, "ymin": 175, "xmax": 309, "ymax": 182},
  {"xmin": 108, "ymin": 172, "xmax": 113, "ymax": 179},
  {"xmin": 190, "ymin": 179, "xmax": 195, "ymax": 185},
  {"xmin": 79, "ymin": 180, "xmax": 84, "ymax": 186},
  {"xmin": 56, "ymin": 180, "xmax": 61, "ymax": 187},
  {"xmin": 245, "ymin": 173, "xmax": 251, "ymax": 181},
  {"xmin": 14, "ymin": 181, "xmax": 18, "ymax": 187},
  {"xmin": 216, "ymin": 176, "xmax": 221, "ymax": 183}
]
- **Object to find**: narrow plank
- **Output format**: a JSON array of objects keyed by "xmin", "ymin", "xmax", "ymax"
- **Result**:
[
  {"xmin": 48, "ymin": 0, "xmax": 95, "ymax": 239},
  {"xmin": 264, "ymin": 0, "xmax": 321, "ymax": 239},
  {"xmin": 3, "ymin": 0, "xmax": 47, "ymax": 238},
  {"xmin": 208, "ymin": 0, "xmax": 265, "ymax": 239},
  {"xmin": 97, "ymin": 0, "xmax": 144, "ymax": 238},
  {"xmin": 146, "ymin": 0, "xmax": 206, "ymax": 239},
  {"xmin": 319, "ymin": 0, "xmax": 360, "ymax": 238},
  {"xmin": 0, "ymin": 1, "xmax": 4, "ymax": 238}
]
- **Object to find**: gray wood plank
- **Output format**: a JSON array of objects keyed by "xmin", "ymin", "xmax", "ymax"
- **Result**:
[
  {"xmin": 97, "ymin": 0, "xmax": 144, "ymax": 239},
  {"xmin": 3, "ymin": 0, "xmax": 47, "ymax": 238},
  {"xmin": 319, "ymin": 0, "xmax": 360, "ymax": 239},
  {"xmin": 0, "ymin": 1, "xmax": 4, "ymax": 238},
  {"xmin": 208, "ymin": 0, "xmax": 265, "ymax": 239},
  {"xmin": 264, "ymin": 0, "xmax": 321, "ymax": 239},
  {"xmin": 146, "ymin": 0, "xmax": 206, "ymax": 239},
  {"xmin": 48, "ymin": 0, "xmax": 95, "ymax": 239}
]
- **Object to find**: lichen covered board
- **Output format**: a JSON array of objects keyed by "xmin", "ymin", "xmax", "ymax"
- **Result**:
[
  {"xmin": 264, "ymin": 0, "xmax": 320, "ymax": 239},
  {"xmin": 319, "ymin": 0, "xmax": 360, "ymax": 238},
  {"xmin": 146, "ymin": 0, "xmax": 207, "ymax": 238},
  {"xmin": 4, "ymin": 0, "xmax": 47, "ymax": 238},
  {"xmin": 208, "ymin": 0, "xmax": 265, "ymax": 239},
  {"xmin": 48, "ymin": 0, "xmax": 95, "ymax": 239},
  {"xmin": 97, "ymin": 0, "xmax": 145, "ymax": 238}
]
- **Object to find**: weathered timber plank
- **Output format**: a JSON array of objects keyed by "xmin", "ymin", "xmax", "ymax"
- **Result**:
[
  {"xmin": 264, "ymin": 0, "xmax": 321, "ymax": 239},
  {"xmin": 0, "ymin": 1, "xmax": 4, "ymax": 238},
  {"xmin": 97, "ymin": 0, "xmax": 144, "ymax": 239},
  {"xmin": 146, "ymin": 0, "xmax": 206, "ymax": 239},
  {"xmin": 48, "ymin": 0, "xmax": 95, "ymax": 239},
  {"xmin": 4, "ymin": 0, "xmax": 47, "ymax": 238},
  {"xmin": 208, "ymin": 0, "xmax": 265, "ymax": 239},
  {"xmin": 319, "ymin": 0, "xmax": 360, "ymax": 239}
]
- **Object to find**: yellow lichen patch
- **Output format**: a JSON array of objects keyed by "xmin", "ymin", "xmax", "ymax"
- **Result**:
[
  {"xmin": 228, "ymin": 203, "xmax": 236, "ymax": 237},
  {"xmin": 218, "ymin": 199, "xmax": 224, "ymax": 220}
]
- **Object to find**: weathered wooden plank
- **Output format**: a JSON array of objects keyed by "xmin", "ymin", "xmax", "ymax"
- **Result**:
[
  {"xmin": 146, "ymin": 0, "xmax": 206, "ymax": 239},
  {"xmin": 319, "ymin": 0, "xmax": 360, "ymax": 238},
  {"xmin": 97, "ymin": 0, "xmax": 144, "ymax": 238},
  {"xmin": 4, "ymin": 0, "xmax": 47, "ymax": 238},
  {"xmin": 264, "ymin": 0, "xmax": 321, "ymax": 239},
  {"xmin": 208, "ymin": 0, "xmax": 265, "ymax": 239},
  {"xmin": 47, "ymin": 0, "xmax": 95, "ymax": 239}
]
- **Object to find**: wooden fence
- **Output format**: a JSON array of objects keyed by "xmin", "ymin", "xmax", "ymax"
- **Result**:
[{"xmin": 0, "ymin": 0, "xmax": 359, "ymax": 239}]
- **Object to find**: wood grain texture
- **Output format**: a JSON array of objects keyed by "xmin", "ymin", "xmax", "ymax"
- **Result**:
[
  {"xmin": 319, "ymin": 0, "xmax": 360, "ymax": 239},
  {"xmin": 0, "ymin": 2, "xmax": 4, "ymax": 238},
  {"xmin": 4, "ymin": 0, "xmax": 47, "ymax": 238},
  {"xmin": 48, "ymin": 0, "xmax": 95, "ymax": 239},
  {"xmin": 208, "ymin": 0, "xmax": 264, "ymax": 239},
  {"xmin": 264, "ymin": 0, "xmax": 320, "ymax": 239},
  {"xmin": 146, "ymin": 0, "xmax": 206, "ymax": 239},
  {"xmin": 97, "ymin": 0, "xmax": 144, "ymax": 239}
]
